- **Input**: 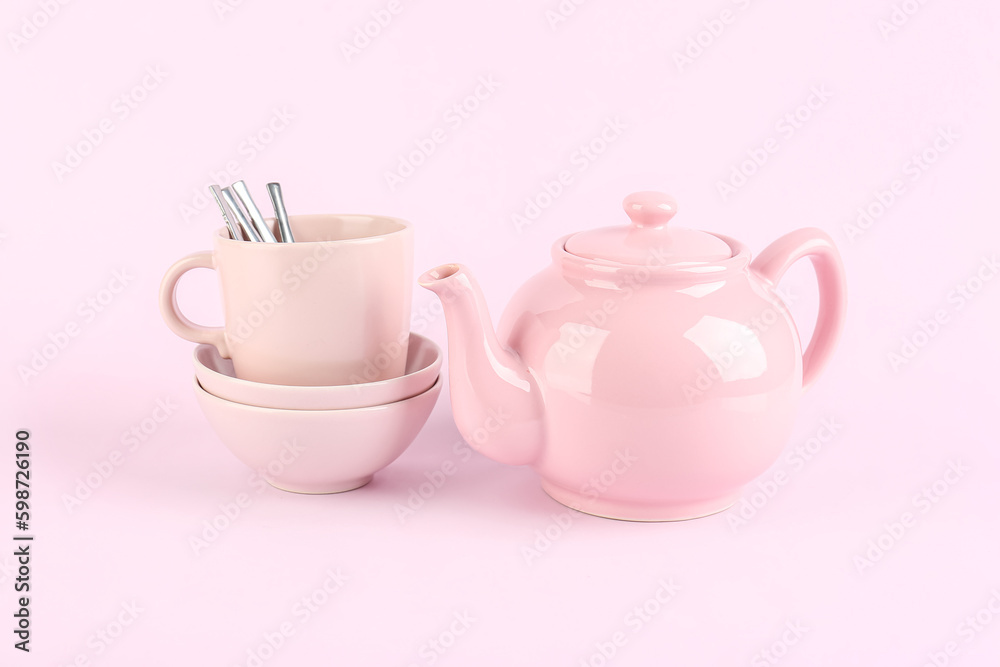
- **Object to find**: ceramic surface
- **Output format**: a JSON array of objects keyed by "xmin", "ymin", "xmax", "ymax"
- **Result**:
[
  {"xmin": 419, "ymin": 192, "xmax": 847, "ymax": 521},
  {"xmin": 194, "ymin": 375, "xmax": 442, "ymax": 493},
  {"xmin": 160, "ymin": 214, "xmax": 413, "ymax": 386},
  {"xmin": 194, "ymin": 333, "xmax": 441, "ymax": 410}
]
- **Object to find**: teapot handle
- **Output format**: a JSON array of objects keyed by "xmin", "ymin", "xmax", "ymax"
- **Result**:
[{"xmin": 750, "ymin": 228, "xmax": 847, "ymax": 392}]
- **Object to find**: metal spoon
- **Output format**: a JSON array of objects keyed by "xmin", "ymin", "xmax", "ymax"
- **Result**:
[
  {"xmin": 210, "ymin": 185, "xmax": 244, "ymax": 240},
  {"xmin": 266, "ymin": 183, "xmax": 295, "ymax": 243},
  {"xmin": 221, "ymin": 187, "xmax": 264, "ymax": 242},
  {"xmin": 232, "ymin": 180, "xmax": 278, "ymax": 243}
]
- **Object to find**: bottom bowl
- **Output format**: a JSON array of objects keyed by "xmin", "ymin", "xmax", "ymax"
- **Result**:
[{"xmin": 194, "ymin": 375, "xmax": 442, "ymax": 493}]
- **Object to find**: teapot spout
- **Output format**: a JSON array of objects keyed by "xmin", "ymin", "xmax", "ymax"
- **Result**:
[{"xmin": 418, "ymin": 264, "xmax": 544, "ymax": 466}]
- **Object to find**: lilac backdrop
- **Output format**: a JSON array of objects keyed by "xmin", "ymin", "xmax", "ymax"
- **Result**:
[{"xmin": 2, "ymin": 0, "xmax": 999, "ymax": 665}]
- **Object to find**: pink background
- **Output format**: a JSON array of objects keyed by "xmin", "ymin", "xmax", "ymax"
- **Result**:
[{"xmin": 2, "ymin": 0, "xmax": 999, "ymax": 664}]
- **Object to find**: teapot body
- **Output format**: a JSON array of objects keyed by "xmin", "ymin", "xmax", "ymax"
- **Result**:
[
  {"xmin": 420, "ymin": 192, "xmax": 846, "ymax": 522},
  {"xmin": 496, "ymin": 235, "xmax": 803, "ymax": 520}
]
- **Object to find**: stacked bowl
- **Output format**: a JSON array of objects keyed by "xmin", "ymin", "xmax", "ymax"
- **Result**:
[{"xmin": 192, "ymin": 333, "xmax": 442, "ymax": 493}]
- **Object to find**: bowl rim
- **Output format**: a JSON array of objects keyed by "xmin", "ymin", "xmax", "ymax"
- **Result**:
[
  {"xmin": 193, "ymin": 332, "xmax": 441, "ymax": 394},
  {"xmin": 193, "ymin": 374, "xmax": 442, "ymax": 415}
]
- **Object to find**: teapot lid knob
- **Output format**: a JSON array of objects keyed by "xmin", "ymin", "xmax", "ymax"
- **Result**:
[
  {"xmin": 563, "ymin": 190, "xmax": 733, "ymax": 266},
  {"xmin": 623, "ymin": 191, "xmax": 678, "ymax": 229}
]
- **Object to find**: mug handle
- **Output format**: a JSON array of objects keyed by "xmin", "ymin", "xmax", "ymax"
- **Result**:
[
  {"xmin": 750, "ymin": 228, "xmax": 847, "ymax": 392},
  {"xmin": 158, "ymin": 251, "xmax": 230, "ymax": 358}
]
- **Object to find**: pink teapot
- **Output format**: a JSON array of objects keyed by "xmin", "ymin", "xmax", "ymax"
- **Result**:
[{"xmin": 419, "ymin": 192, "xmax": 846, "ymax": 521}]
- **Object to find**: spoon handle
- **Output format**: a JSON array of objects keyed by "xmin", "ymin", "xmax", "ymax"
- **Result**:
[
  {"xmin": 221, "ymin": 187, "xmax": 264, "ymax": 242},
  {"xmin": 266, "ymin": 183, "xmax": 295, "ymax": 243},
  {"xmin": 232, "ymin": 180, "xmax": 278, "ymax": 243},
  {"xmin": 210, "ymin": 185, "xmax": 244, "ymax": 240}
]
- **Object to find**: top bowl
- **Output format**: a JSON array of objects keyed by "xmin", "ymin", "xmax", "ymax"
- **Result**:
[{"xmin": 194, "ymin": 333, "xmax": 441, "ymax": 410}]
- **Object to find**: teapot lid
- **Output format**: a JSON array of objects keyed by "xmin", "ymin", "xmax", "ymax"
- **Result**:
[{"xmin": 564, "ymin": 192, "xmax": 733, "ymax": 266}]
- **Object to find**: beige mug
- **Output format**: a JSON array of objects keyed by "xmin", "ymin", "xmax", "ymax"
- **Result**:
[{"xmin": 159, "ymin": 214, "xmax": 412, "ymax": 386}]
